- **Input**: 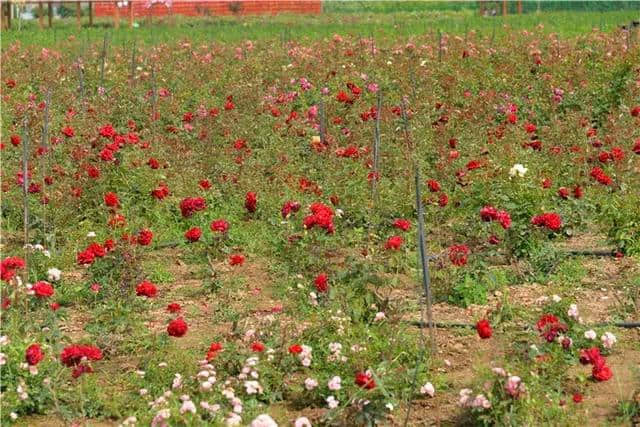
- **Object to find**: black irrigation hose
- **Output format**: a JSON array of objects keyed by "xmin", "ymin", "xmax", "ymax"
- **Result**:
[
  {"xmin": 410, "ymin": 321, "xmax": 640, "ymax": 329},
  {"xmin": 562, "ymin": 249, "xmax": 618, "ymax": 257}
]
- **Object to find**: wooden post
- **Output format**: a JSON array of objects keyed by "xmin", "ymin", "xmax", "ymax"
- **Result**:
[
  {"xmin": 518, "ymin": 0, "xmax": 522, "ymax": 14},
  {"xmin": 502, "ymin": 0, "xmax": 507, "ymax": 16},
  {"xmin": 1, "ymin": 2, "xmax": 5, "ymax": 30},
  {"xmin": 114, "ymin": 1, "xmax": 119, "ymax": 29},
  {"xmin": 38, "ymin": 3, "xmax": 44, "ymax": 28},
  {"xmin": 76, "ymin": 2, "xmax": 81, "ymax": 27},
  {"xmin": 88, "ymin": 1, "xmax": 93, "ymax": 26},
  {"xmin": 128, "ymin": 0, "xmax": 133, "ymax": 28},
  {"xmin": 47, "ymin": 2, "xmax": 52, "ymax": 27},
  {"xmin": 7, "ymin": 2, "xmax": 12, "ymax": 29}
]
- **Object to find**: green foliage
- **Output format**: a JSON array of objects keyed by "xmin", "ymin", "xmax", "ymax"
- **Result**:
[{"xmin": 449, "ymin": 273, "xmax": 488, "ymax": 308}]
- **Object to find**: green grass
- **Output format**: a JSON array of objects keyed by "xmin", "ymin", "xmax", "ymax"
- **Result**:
[{"xmin": 2, "ymin": 9, "xmax": 638, "ymax": 48}]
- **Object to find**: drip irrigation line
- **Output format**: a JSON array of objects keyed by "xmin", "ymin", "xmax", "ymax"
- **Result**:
[
  {"xmin": 410, "ymin": 321, "xmax": 640, "ymax": 329},
  {"xmin": 562, "ymin": 249, "xmax": 618, "ymax": 257}
]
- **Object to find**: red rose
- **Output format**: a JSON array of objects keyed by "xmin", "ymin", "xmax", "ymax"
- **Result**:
[
  {"xmin": 592, "ymin": 364, "xmax": 612, "ymax": 382},
  {"xmin": 229, "ymin": 254, "xmax": 245, "ymax": 266},
  {"xmin": 185, "ymin": 227, "xmax": 202, "ymax": 242},
  {"xmin": 558, "ymin": 187, "xmax": 569, "ymax": 199},
  {"xmin": 427, "ymin": 179, "xmax": 441, "ymax": 192},
  {"xmin": 72, "ymin": 364, "xmax": 93, "ymax": 378},
  {"xmin": 206, "ymin": 342, "xmax": 223, "ymax": 360},
  {"xmin": 199, "ymin": 179, "xmax": 212, "ymax": 190},
  {"xmin": 281, "ymin": 200, "xmax": 301, "ymax": 218},
  {"xmin": 87, "ymin": 242, "xmax": 105, "ymax": 258},
  {"xmin": 314, "ymin": 273, "xmax": 329, "ymax": 293},
  {"xmin": 62, "ymin": 126, "xmax": 75, "ymax": 137},
  {"xmin": 147, "ymin": 157, "xmax": 160, "ymax": 169},
  {"xmin": 180, "ymin": 197, "xmax": 206, "ymax": 217},
  {"xmin": 288, "ymin": 344, "xmax": 303, "ymax": 354},
  {"xmin": 531, "ymin": 213, "xmax": 562, "ymax": 232},
  {"xmin": 210, "ymin": 219, "xmax": 230, "ymax": 233},
  {"xmin": 448, "ymin": 245, "xmax": 469, "ymax": 267},
  {"xmin": 355, "ymin": 371, "xmax": 376, "ymax": 389},
  {"xmin": 135, "ymin": 280, "xmax": 157, "ymax": 298},
  {"xmin": 476, "ymin": 319, "xmax": 492, "ymax": 339},
  {"xmin": 393, "ymin": 219, "xmax": 411, "ymax": 231},
  {"xmin": 137, "ymin": 229, "xmax": 153, "ymax": 246},
  {"xmin": 251, "ymin": 341, "xmax": 265, "ymax": 352},
  {"xmin": 244, "ymin": 192, "xmax": 257, "ymax": 213},
  {"xmin": 385, "ymin": 236, "xmax": 403, "ymax": 250},
  {"xmin": 151, "ymin": 184, "xmax": 170, "ymax": 200},
  {"xmin": 579, "ymin": 347, "xmax": 601, "ymax": 365},
  {"xmin": 32, "ymin": 281, "xmax": 54, "ymax": 298},
  {"xmin": 76, "ymin": 249, "xmax": 95, "ymax": 265},
  {"xmin": 25, "ymin": 344, "xmax": 44, "ymax": 366},
  {"xmin": 167, "ymin": 317, "xmax": 188, "ymax": 337},
  {"xmin": 167, "ymin": 303, "xmax": 181, "ymax": 313},
  {"xmin": 104, "ymin": 192, "xmax": 120, "ymax": 208},
  {"xmin": 572, "ymin": 393, "xmax": 583, "ymax": 403}
]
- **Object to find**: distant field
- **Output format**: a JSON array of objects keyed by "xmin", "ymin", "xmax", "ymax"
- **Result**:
[{"xmin": 2, "ymin": 8, "xmax": 639, "ymax": 48}]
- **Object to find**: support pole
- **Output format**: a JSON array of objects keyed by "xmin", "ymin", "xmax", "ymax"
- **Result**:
[
  {"xmin": 502, "ymin": 0, "xmax": 507, "ymax": 17},
  {"xmin": 88, "ymin": 1, "xmax": 93, "ymax": 26},
  {"xmin": 128, "ymin": 0, "xmax": 133, "ymax": 28},
  {"xmin": 38, "ymin": 3, "xmax": 44, "ymax": 28},
  {"xmin": 114, "ymin": 1, "xmax": 120, "ymax": 29},
  {"xmin": 47, "ymin": 2, "xmax": 52, "ymax": 27},
  {"xmin": 76, "ymin": 2, "xmax": 81, "ymax": 28}
]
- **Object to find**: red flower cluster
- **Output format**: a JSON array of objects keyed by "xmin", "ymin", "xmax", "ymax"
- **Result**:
[
  {"xmin": 180, "ymin": 197, "xmax": 206, "ymax": 217},
  {"xmin": 167, "ymin": 317, "xmax": 188, "ymax": 337},
  {"xmin": 303, "ymin": 202, "xmax": 335, "ymax": 234},
  {"xmin": 245, "ymin": 192, "xmax": 257, "ymax": 213},
  {"xmin": 77, "ymin": 242, "xmax": 107, "ymax": 265},
  {"xmin": 448, "ymin": 244, "xmax": 470, "ymax": 266},
  {"xmin": 479, "ymin": 206, "xmax": 511, "ymax": 229},
  {"xmin": 476, "ymin": 319, "xmax": 492, "ymax": 339},
  {"xmin": 25, "ymin": 344, "xmax": 44, "ymax": 366},
  {"xmin": 206, "ymin": 342, "xmax": 223, "ymax": 360},
  {"xmin": 1, "ymin": 256, "xmax": 25, "ymax": 282},
  {"xmin": 136, "ymin": 280, "xmax": 157, "ymax": 298},
  {"xmin": 60, "ymin": 344, "xmax": 102, "ymax": 366},
  {"xmin": 579, "ymin": 347, "xmax": 613, "ymax": 382},
  {"xmin": 531, "ymin": 213, "xmax": 562, "ymax": 232},
  {"xmin": 590, "ymin": 167, "xmax": 612, "ymax": 186},
  {"xmin": 354, "ymin": 371, "xmax": 376, "ymax": 389},
  {"xmin": 32, "ymin": 281, "xmax": 54, "ymax": 298},
  {"xmin": 536, "ymin": 314, "xmax": 568, "ymax": 342}
]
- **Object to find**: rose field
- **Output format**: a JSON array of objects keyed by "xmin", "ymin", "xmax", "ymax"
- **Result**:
[{"xmin": 1, "ymin": 4, "xmax": 640, "ymax": 426}]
